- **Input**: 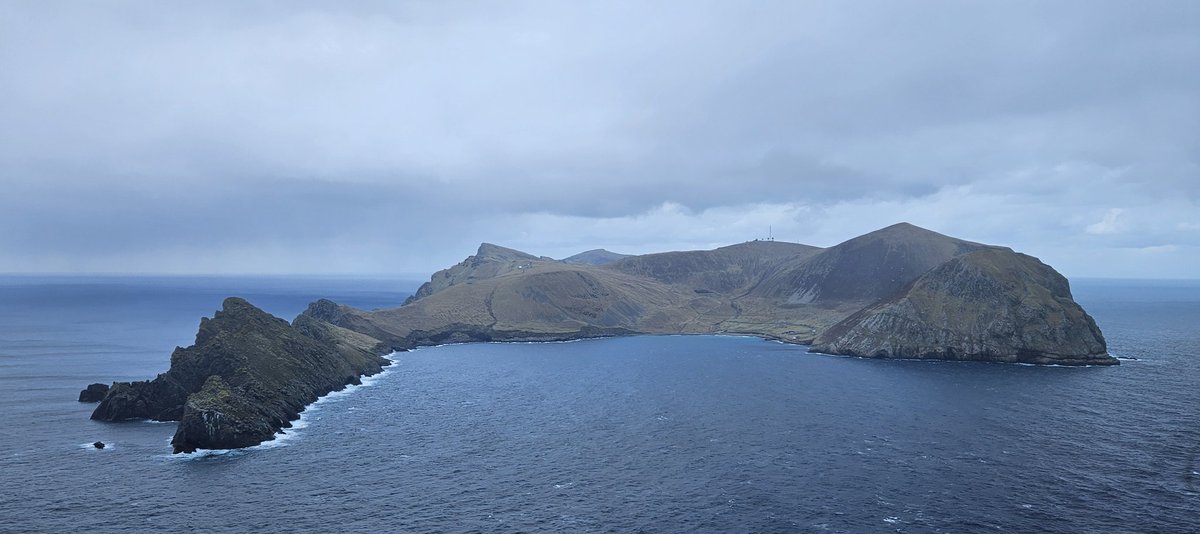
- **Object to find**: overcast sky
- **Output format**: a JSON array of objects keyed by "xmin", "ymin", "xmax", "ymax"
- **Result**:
[{"xmin": 1, "ymin": 1, "xmax": 1196, "ymax": 278}]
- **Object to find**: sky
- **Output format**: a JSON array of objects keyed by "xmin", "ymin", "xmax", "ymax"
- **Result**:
[{"xmin": 1, "ymin": 1, "xmax": 1197, "ymax": 279}]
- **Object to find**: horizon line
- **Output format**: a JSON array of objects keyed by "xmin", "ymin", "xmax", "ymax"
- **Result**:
[{"xmin": 1, "ymin": 272, "xmax": 1198, "ymax": 283}]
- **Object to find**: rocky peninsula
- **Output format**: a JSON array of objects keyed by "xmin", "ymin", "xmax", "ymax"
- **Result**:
[
  {"xmin": 84, "ymin": 222, "xmax": 1115, "ymax": 452},
  {"xmin": 87, "ymin": 297, "xmax": 391, "ymax": 453}
]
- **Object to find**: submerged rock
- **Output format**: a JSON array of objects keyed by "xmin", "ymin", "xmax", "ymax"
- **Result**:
[
  {"xmin": 92, "ymin": 441, "xmax": 105, "ymax": 449},
  {"xmin": 811, "ymin": 249, "xmax": 1115, "ymax": 365},
  {"xmin": 77, "ymin": 383, "xmax": 110, "ymax": 403}
]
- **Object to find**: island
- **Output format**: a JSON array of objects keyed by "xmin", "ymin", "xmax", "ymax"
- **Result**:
[{"xmin": 82, "ymin": 222, "xmax": 1114, "ymax": 452}]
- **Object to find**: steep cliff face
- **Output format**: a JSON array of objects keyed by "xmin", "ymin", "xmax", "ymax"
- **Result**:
[
  {"xmin": 811, "ymin": 249, "xmax": 1114, "ymax": 365},
  {"xmin": 171, "ymin": 375, "xmax": 277, "ymax": 452},
  {"xmin": 89, "ymin": 297, "xmax": 392, "ymax": 452}
]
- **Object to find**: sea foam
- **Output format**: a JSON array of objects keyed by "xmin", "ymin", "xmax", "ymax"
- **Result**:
[{"xmin": 166, "ymin": 351, "xmax": 399, "ymax": 459}]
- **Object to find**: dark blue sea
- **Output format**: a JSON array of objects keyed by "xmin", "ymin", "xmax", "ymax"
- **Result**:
[{"xmin": 1, "ymin": 276, "xmax": 1197, "ymax": 533}]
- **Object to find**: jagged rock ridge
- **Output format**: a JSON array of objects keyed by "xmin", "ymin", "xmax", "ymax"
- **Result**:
[{"xmin": 90, "ymin": 297, "xmax": 392, "ymax": 453}]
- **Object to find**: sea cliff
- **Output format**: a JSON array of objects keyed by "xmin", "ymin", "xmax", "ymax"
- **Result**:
[{"xmin": 90, "ymin": 297, "xmax": 392, "ymax": 452}]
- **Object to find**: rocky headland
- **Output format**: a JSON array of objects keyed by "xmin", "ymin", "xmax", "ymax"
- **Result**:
[
  {"xmin": 90, "ymin": 297, "xmax": 391, "ymax": 453},
  {"xmin": 810, "ymin": 248, "xmax": 1111, "ymax": 364},
  {"xmin": 85, "ymin": 222, "xmax": 1115, "ymax": 452}
]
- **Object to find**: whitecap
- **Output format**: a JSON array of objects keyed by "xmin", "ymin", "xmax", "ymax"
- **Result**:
[
  {"xmin": 254, "ymin": 351, "xmax": 400, "ymax": 447},
  {"xmin": 165, "ymin": 447, "xmax": 239, "ymax": 461}
]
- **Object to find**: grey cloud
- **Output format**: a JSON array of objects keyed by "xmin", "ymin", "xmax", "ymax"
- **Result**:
[{"xmin": 0, "ymin": 1, "xmax": 1196, "ymax": 276}]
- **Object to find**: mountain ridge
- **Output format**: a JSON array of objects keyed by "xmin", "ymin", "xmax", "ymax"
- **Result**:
[{"xmin": 310, "ymin": 223, "xmax": 1110, "ymax": 366}]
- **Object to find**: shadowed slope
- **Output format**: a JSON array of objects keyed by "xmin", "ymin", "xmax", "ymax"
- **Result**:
[
  {"xmin": 752, "ymin": 223, "xmax": 998, "ymax": 305},
  {"xmin": 607, "ymin": 240, "xmax": 821, "ymax": 295},
  {"xmin": 811, "ymin": 249, "xmax": 1113, "ymax": 365}
]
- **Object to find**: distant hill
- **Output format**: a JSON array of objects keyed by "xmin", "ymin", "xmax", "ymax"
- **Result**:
[
  {"xmin": 562, "ymin": 249, "xmax": 630, "ymax": 266},
  {"xmin": 304, "ymin": 223, "xmax": 1111, "ymax": 366},
  {"xmin": 751, "ymin": 223, "xmax": 997, "ymax": 305}
]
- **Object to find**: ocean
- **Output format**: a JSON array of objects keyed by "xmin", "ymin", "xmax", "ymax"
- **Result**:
[{"xmin": 0, "ymin": 276, "xmax": 1196, "ymax": 532}]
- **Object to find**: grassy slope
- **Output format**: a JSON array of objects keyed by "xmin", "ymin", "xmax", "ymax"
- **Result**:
[{"xmin": 306, "ymin": 223, "xmax": 1107, "ymax": 362}]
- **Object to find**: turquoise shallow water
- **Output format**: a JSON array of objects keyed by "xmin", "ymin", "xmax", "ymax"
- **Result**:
[{"xmin": 0, "ymin": 277, "xmax": 1197, "ymax": 532}]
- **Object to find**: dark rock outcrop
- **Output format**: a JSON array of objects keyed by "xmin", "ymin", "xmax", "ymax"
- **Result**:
[
  {"xmin": 89, "ymin": 297, "xmax": 391, "ymax": 453},
  {"xmin": 90, "ymin": 377, "xmax": 191, "ymax": 421},
  {"xmin": 811, "ymin": 249, "xmax": 1115, "ymax": 365},
  {"xmin": 172, "ymin": 375, "xmax": 278, "ymax": 452},
  {"xmin": 77, "ymin": 383, "xmax": 110, "ymax": 403},
  {"xmin": 92, "ymin": 441, "xmax": 105, "ymax": 449}
]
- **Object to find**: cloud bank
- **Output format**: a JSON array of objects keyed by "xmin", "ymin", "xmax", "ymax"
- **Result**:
[{"xmin": 1, "ymin": 1, "xmax": 1196, "ymax": 278}]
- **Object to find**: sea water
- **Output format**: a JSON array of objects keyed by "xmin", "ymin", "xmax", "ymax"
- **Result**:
[{"xmin": 0, "ymin": 276, "xmax": 1197, "ymax": 532}]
